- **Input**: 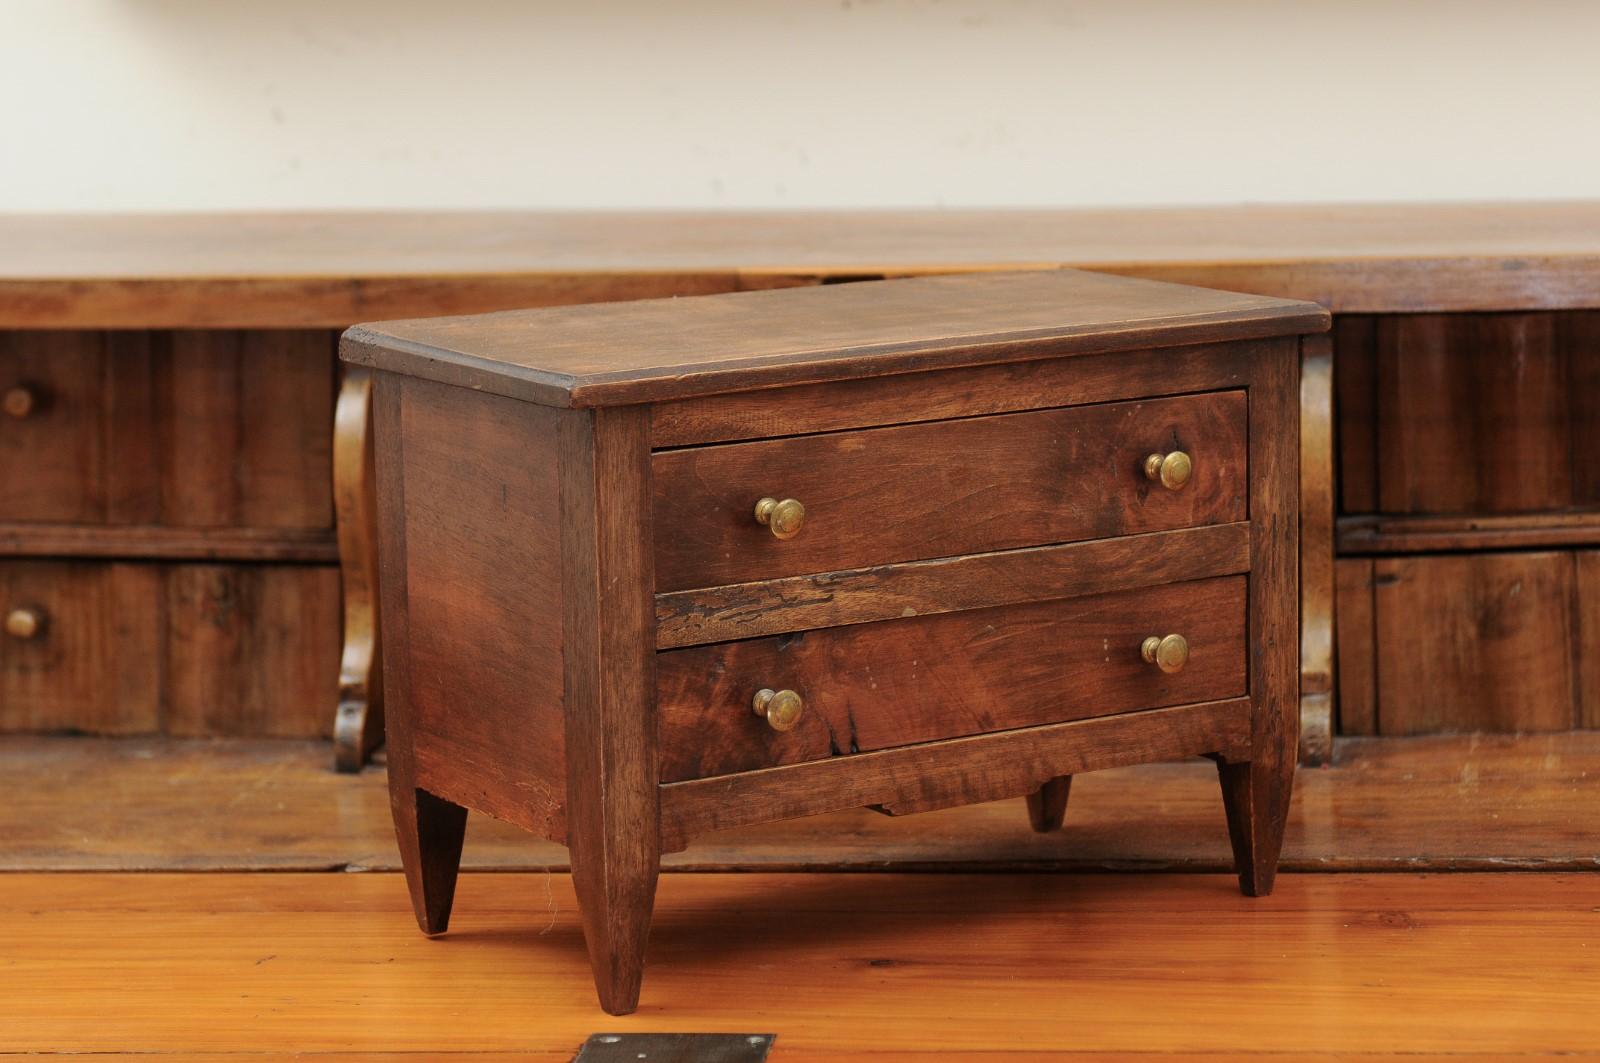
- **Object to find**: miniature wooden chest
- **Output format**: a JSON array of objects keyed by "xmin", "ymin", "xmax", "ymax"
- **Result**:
[{"xmin": 342, "ymin": 270, "xmax": 1329, "ymax": 1014}]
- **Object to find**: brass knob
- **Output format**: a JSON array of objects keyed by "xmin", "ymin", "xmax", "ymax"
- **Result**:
[
  {"xmin": 1143, "ymin": 450, "xmax": 1192, "ymax": 490},
  {"xmin": 5, "ymin": 607, "xmax": 42, "ymax": 640},
  {"xmin": 1141, "ymin": 634, "xmax": 1189, "ymax": 674},
  {"xmin": 752, "ymin": 688, "xmax": 804, "ymax": 732},
  {"xmin": 754, "ymin": 497, "xmax": 806, "ymax": 540},
  {"xmin": 3, "ymin": 386, "xmax": 36, "ymax": 418}
]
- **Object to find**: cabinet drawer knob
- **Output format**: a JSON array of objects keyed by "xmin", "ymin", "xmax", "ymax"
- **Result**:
[
  {"xmin": 1141, "ymin": 633, "xmax": 1189, "ymax": 673},
  {"xmin": 752, "ymin": 687, "xmax": 805, "ymax": 732},
  {"xmin": 1143, "ymin": 450, "xmax": 1192, "ymax": 490},
  {"xmin": 5, "ymin": 607, "xmax": 43, "ymax": 640},
  {"xmin": 3, "ymin": 386, "xmax": 36, "ymax": 419},
  {"xmin": 754, "ymin": 497, "xmax": 806, "ymax": 540}
]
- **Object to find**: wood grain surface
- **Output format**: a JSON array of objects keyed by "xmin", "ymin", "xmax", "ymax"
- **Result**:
[
  {"xmin": 652, "ymin": 390, "xmax": 1247, "ymax": 592},
  {"xmin": 1371, "ymin": 312, "xmax": 1599, "ymax": 515},
  {"xmin": 0, "ymin": 328, "xmax": 335, "ymax": 532},
  {"xmin": 3, "ymin": 870, "xmax": 1598, "ymax": 1058},
  {"xmin": 386, "ymin": 377, "xmax": 570, "ymax": 840},
  {"xmin": 4, "ymin": 732, "xmax": 1597, "ymax": 873},
  {"xmin": 0, "ymin": 560, "xmax": 339, "ymax": 736},
  {"xmin": 1368, "ymin": 552, "xmax": 1588, "ymax": 734},
  {"xmin": 657, "ymin": 577, "xmax": 1247, "ymax": 782},
  {"xmin": 343, "ymin": 270, "xmax": 1324, "ymax": 407},
  {"xmin": 5, "ymin": 202, "xmax": 1600, "ymax": 326},
  {"xmin": 655, "ymin": 522, "xmax": 1250, "ymax": 649}
]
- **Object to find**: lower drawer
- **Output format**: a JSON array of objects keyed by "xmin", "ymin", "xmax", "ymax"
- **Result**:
[
  {"xmin": 0, "ymin": 559, "xmax": 339, "ymax": 736},
  {"xmin": 656, "ymin": 573, "xmax": 1247, "ymax": 782},
  {"xmin": 1336, "ymin": 550, "xmax": 1600, "ymax": 735}
]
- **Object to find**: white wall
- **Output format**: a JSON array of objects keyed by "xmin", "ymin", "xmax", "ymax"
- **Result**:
[{"xmin": 2, "ymin": 0, "xmax": 1598, "ymax": 212}]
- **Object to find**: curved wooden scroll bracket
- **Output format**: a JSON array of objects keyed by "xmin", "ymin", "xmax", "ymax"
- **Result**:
[
  {"xmin": 1299, "ymin": 334, "xmax": 1335, "ymax": 765},
  {"xmin": 333, "ymin": 366, "xmax": 385, "ymax": 772}
]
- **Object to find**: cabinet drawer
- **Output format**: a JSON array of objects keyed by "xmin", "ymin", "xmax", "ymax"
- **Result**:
[
  {"xmin": 651, "ymin": 390, "xmax": 1246, "ymax": 592},
  {"xmin": 656, "ymin": 573, "xmax": 1247, "ymax": 782},
  {"xmin": 0, "ymin": 559, "xmax": 339, "ymax": 736},
  {"xmin": 0, "ymin": 330, "xmax": 334, "ymax": 527}
]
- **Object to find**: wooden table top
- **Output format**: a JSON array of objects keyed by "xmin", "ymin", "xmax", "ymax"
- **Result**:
[
  {"xmin": 4, "ymin": 201, "xmax": 1598, "ymax": 327},
  {"xmin": 344, "ymin": 269, "xmax": 1326, "ymax": 406}
]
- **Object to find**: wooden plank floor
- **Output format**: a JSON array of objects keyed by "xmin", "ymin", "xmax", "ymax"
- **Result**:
[
  {"xmin": 4, "ymin": 871, "xmax": 1598, "ymax": 1059},
  {"xmin": 4, "ymin": 732, "xmax": 1597, "ymax": 871}
]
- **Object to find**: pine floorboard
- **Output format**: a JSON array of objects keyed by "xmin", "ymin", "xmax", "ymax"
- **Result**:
[{"xmin": 3, "ymin": 871, "xmax": 1598, "ymax": 1059}]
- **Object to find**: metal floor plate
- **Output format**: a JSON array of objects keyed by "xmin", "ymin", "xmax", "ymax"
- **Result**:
[{"xmin": 574, "ymin": 1033, "xmax": 774, "ymax": 1063}]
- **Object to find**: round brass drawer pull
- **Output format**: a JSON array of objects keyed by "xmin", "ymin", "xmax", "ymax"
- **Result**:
[
  {"xmin": 754, "ymin": 497, "xmax": 806, "ymax": 540},
  {"xmin": 5, "ymin": 607, "xmax": 43, "ymax": 640},
  {"xmin": 1141, "ymin": 633, "xmax": 1189, "ymax": 673},
  {"xmin": 1143, "ymin": 450, "xmax": 1193, "ymax": 491},
  {"xmin": 752, "ymin": 687, "xmax": 805, "ymax": 732},
  {"xmin": 4, "ymin": 386, "xmax": 37, "ymax": 419}
]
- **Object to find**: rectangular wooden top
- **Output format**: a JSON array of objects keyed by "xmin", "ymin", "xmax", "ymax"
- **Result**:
[
  {"xmin": 2, "ymin": 202, "xmax": 1597, "ymax": 327},
  {"xmin": 341, "ymin": 269, "xmax": 1327, "ymax": 408}
]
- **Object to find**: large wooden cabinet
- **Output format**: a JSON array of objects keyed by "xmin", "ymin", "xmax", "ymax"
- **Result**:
[
  {"xmin": 1333, "ymin": 311, "xmax": 1600, "ymax": 737},
  {"xmin": 0, "ymin": 328, "xmax": 341, "ymax": 738},
  {"xmin": 1, "ymin": 204, "xmax": 1596, "ymax": 768}
]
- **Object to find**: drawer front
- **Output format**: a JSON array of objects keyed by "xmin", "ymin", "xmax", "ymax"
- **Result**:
[
  {"xmin": 0, "ymin": 559, "xmax": 340, "ymax": 736},
  {"xmin": 656, "ymin": 573, "xmax": 1247, "ymax": 782},
  {"xmin": 0, "ymin": 329, "xmax": 334, "ymax": 527},
  {"xmin": 651, "ymin": 390, "xmax": 1246, "ymax": 592},
  {"xmin": 0, "ymin": 560, "xmax": 162, "ymax": 733},
  {"xmin": 1337, "ymin": 311, "xmax": 1600, "ymax": 515}
]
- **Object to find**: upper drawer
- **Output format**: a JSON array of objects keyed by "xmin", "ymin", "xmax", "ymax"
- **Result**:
[
  {"xmin": 651, "ymin": 390, "xmax": 1247, "ymax": 592},
  {"xmin": 0, "ymin": 330, "xmax": 334, "ymax": 528}
]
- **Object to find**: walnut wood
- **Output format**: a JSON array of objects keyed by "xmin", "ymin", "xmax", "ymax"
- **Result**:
[
  {"xmin": 0, "ymin": 328, "xmax": 335, "ymax": 529},
  {"xmin": 0, "ymin": 523, "xmax": 336, "ymax": 561},
  {"xmin": 344, "ymin": 270, "xmax": 1325, "ymax": 408},
  {"xmin": 655, "ymin": 521, "xmax": 1250, "ymax": 649},
  {"xmin": 657, "ymin": 576, "xmax": 1247, "ymax": 783},
  {"xmin": 0, "ymin": 559, "xmax": 338, "ymax": 737},
  {"xmin": 0, "ymin": 561, "xmax": 162, "ymax": 734},
  {"xmin": 1299, "ymin": 334, "xmax": 1335, "ymax": 765},
  {"xmin": 649, "ymin": 339, "xmax": 1266, "ymax": 448},
  {"xmin": 1333, "ymin": 315, "xmax": 1379, "ymax": 514},
  {"xmin": 1218, "ymin": 344, "xmax": 1299, "ymax": 897},
  {"xmin": 1371, "ymin": 553, "xmax": 1580, "ymax": 734},
  {"xmin": 1568, "ymin": 313, "xmax": 1600, "ymax": 505},
  {"xmin": 333, "ymin": 367, "xmax": 383, "ymax": 772},
  {"xmin": 372, "ymin": 372, "xmax": 468, "ymax": 938},
  {"xmin": 162, "ymin": 564, "xmax": 342, "ymax": 738},
  {"xmin": 557, "ymin": 406, "xmax": 660, "ymax": 1017},
  {"xmin": 653, "ymin": 390, "xmax": 1247, "ymax": 592},
  {"xmin": 394, "ymin": 377, "xmax": 569, "ymax": 840},
  {"xmin": 5, "ymin": 203, "xmax": 1600, "ymax": 327},
  {"xmin": 1372, "ymin": 313, "xmax": 1582, "ymax": 515},
  {"xmin": 1026, "ymin": 776, "xmax": 1073, "ymax": 833},
  {"xmin": 1334, "ymin": 559, "xmax": 1378, "ymax": 736},
  {"xmin": 659, "ymin": 698, "xmax": 1252, "ymax": 852},
  {"xmin": 1338, "ymin": 511, "xmax": 1600, "ymax": 554},
  {"xmin": 1579, "ymin": 552, "xmax": 1600, "ymax": 731},
  {"xmin": 354, "ymin": 271, "xmax": 1313, "ymax": 1012}
]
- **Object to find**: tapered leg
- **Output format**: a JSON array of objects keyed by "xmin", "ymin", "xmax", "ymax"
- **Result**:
[
  {"xmin": 1223, "ymin": 338, "xmax": 1299, "ymax": 897},
  {"xmin": 558, "ymin": 406, "xmax": 661, "ymax": 1015},
  {"xmin": 1026, "ymin": 776, "xmax": 1072, "ymax": 832},
  {"xmin": 371, "ymin": 373, "xmax": 468, "ymax": 934},
  {"xmin": 568, "ymin": 817, "xmax": 659, "ymax": 1015},
  {"xmin": 393, "ymin": 786, "xmax": 468, "ymax": 934},
  {"xmin": 1216, "ymin": 753, "xmax": 1294, "ymax": 897}
]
